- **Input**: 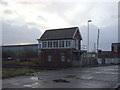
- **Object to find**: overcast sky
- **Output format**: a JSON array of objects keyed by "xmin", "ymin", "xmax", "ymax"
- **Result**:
[{"xmin": 0, "ymin": 0, "xmax": 119, "ymax": 51}]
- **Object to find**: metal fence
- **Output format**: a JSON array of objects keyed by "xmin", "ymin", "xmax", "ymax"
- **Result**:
[{"xmin": 97, "ymin": 58, "xmax": 120, "ymax": 65}]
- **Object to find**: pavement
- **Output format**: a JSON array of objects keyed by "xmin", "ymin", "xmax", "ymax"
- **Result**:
[{"xmin": 2, "ymin": 65, "xmax": 119, "ymax": 88}]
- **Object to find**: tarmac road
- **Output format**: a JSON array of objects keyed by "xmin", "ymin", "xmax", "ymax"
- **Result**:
[{"xmin": 2, "ymin": 65, "xmax": 119, "ymax": 88}]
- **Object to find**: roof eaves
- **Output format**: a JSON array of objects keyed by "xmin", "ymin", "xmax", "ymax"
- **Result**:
[
  {"xmin": 72, "ymin": 27, "xmax": 78, "ymax": 39},
  {"xmin": 72, "ymin": 27, "xmax": 82, "ymax": 40}
]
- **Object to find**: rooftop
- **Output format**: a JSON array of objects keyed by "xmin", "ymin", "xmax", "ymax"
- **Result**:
[
  {"xmin": 2, "ymin": 44, "xmax": 38, "ymax": 47},
  {"xmin": 112, "ymin": 43, "xmax": 120, "ymax": 46},
  {"xmin": 39, "ymin": 27, "xmax": 82, "ymax": 40}
]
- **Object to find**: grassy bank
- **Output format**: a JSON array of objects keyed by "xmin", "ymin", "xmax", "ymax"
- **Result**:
[
  {"xmin": 2, "ymin": 68, "xmax": 43, "ymax": 79},
  {"xmin": 2, "ymin": 61, "xmax": 36, "ymax": 66}
]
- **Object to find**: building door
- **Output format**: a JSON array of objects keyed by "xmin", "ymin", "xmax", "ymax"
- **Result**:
[
  {"xmin": 48, "ymin": 55, "xmax": 52, "ymax": 62},
  {"xmin": 76, "ymin": 40, "xmax": 78, "ymax": 50}
]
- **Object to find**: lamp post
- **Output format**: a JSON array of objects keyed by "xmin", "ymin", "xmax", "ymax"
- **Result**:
[
  {"xmin": 87, "ymin": 20, "xmax": 92, "ymax": 64},
  {"xmin": 87, "ymin": 20, "xmax": 92, "ymax": 53}
]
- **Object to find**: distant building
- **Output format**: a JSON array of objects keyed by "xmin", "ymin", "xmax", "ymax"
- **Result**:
[
  {"xmin": 98, "ymin": 43, "xmax": 120, "ymax": 64},
  {"xmin": 111, "ymin": 43, "xmax": 120, "ymax": 58},
  {"xmin": 37, "ymin": 27, "xmax": 84, "ymax": 67},
  {"xmin": 2, "ymin": 44, "xmax": 38, "ymax": 61},
  {"xmin": 2, "ymin": 44, "xmax": 38, "ymax": 52}
]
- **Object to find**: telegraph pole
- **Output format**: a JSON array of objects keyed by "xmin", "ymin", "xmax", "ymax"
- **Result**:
[
  {"xmin": 97, "ymin": 29, "xmax": 100, "ymax": 60},
  {"xmin": 94, "ymin": 43, "xmax": 96, "ymax": 52}
]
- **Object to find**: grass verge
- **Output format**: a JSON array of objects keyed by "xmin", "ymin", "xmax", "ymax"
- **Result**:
[
  {"xmin": 2, "ymin": 68, "xmax": 43, "ymax": 79},
  {"xmin": 3, "ymin": 61, "xmax": 36, "ymax": 66}
]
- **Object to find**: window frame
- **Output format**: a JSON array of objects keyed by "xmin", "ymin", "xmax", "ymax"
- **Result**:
[
  {"xmin": 48, "ymin": 55, "xmax": 52, "ymax": 62},
  {"xmin": 114, "ymin": 46, "xmax": 118, "ymax": 52},
  {"xmin": 41, "ymin": 40, "xmax": 72, "ymax": 49},
  {"xmin": 61, "ymin": 56, "xmax": 65, "ymax": 62}
]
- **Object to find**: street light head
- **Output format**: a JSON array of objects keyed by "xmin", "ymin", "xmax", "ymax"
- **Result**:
[{"xmin": 88, "ymin": 20, "xmax": 92, "ymax": 22}]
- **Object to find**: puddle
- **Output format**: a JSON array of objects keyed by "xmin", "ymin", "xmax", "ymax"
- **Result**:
[
  {"xmin": 24, "ymin": 83, "xmax": 38, "ymax": 88},
  {"xmin": 75, "ymin": 77, "xmax": 80, "ymax": 79},
  {"xmin": 95, "ymin": 72, "xmax": 102, "ymax": 74},
  {"xmin": 64, "ymin": 75, "xmax": 77, "ymax": 78},
  {"xmin": 95, "ymin": 71, "xmax": 117, "ymax": 75},
  {"xmin": 81, "ymin": 75, "xmax": 93, "ymax": 80},
  {"xmin": 53, "ymin": 79, "xmax": 70, "ymax": 83},
  {"xmin": 102, "ymin": 69, "xmax": 117, "ymax": 71},
  {"xmin": 100, "ymin": 69, "xmax": 118, "ymax": 73},
  {"xmin": 31, "ymin": 77, "xmax": 39, "ymax": 80}
]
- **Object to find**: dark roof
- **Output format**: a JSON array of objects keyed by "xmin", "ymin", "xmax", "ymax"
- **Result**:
[
  {"xmin": 98, "ymin": 51, "xmax": 114, "ymax": 58},
  {"xmin": 39, "ymin": 27, "xmax": 82, "ymax": 40},
  {"xmin": 2, "ymin": 44, "xmax": 38, "ymax": 47},
  {"xmin": 112, "ymin": 43, "xmax": 120, "ymax": 46}
]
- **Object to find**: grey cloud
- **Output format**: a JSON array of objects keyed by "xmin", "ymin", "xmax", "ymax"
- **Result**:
[
  {"xmin": 42, "ymin": 2, "xmax": 92, "ymax": 21},
  {"xmin": 27, "ymin": 22, "xmax": 37, "ymax": 25},
  {"xmin": 118, "ymin": 1, "xmax": 120, "ymax": 43},
  {"xmin": 41, "ymin": 2, "xmax": 78, "ymax": 20},
  {"xmin": 43, "ymin": 2, "xmax": 72, "ymax": 12},
  {"xmin": 18, "ymin": 2, "xmax": 29, "ymax": 5},
  {"xmin": 80, "ymin": 24, "xmax": 118, "ymax": 51},
  {"xmin": 99, "ymin": 26, "xmax": 118, "ymax": 51},
  {"xmin": 70, "ymin": 2, "xmax": 117, "ymax": 26},
  {"xmin": 2, "ymin": 21, "xmax": 42, "ymax": 45},
  {"xmin": 38, "ymin": 16, "xmax": 47, "ymax": 22},
  {"xmin": 80, "ymin": 24, "xmax": 98, "ymax": 49},
  {"xmin": 4, "ymin": 9, "xmax": 13, "ymax": 14},
  {"xmin": 0, "ymin": 1, "xmax": 8, "ymax": 6}
]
